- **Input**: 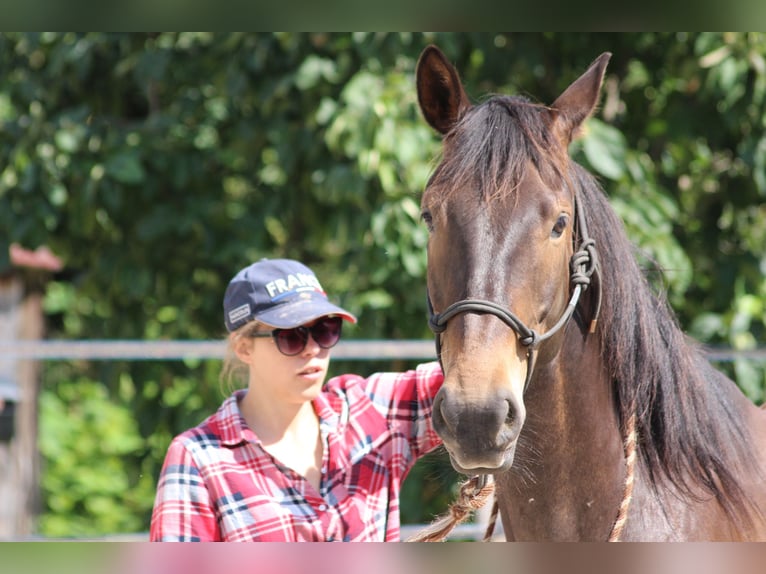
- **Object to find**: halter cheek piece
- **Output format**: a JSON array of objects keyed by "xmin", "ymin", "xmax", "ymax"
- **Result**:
[{"xmin": 427, "ymin": 190, "xmax": 601, "ymax": 392}]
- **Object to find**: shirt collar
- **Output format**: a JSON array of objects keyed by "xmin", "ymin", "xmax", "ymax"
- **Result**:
[
  {"xmin": 214, "ymin": 387, "xmax": 343, "ymax": 447},
  {"xmin": 215, "ymin": 390, "xmax": 254, "ymax": 447}
]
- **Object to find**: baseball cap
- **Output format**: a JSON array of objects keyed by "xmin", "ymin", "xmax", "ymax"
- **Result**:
[{"xmin": 223, "ymin": 258, "xmax": 357, "ymax": 332}]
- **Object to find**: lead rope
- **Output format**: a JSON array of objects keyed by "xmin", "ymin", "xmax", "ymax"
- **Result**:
[
  {"xmin": 406, "ymin": 475, "xmax": 496, "ymax": 542},
  {"xmin": 408, "ymin": 412, "xmax": 637, "ymax": 543},
  {"xmin": 607, "ymin": 412, "xmax": 637, "ymax": 542}
]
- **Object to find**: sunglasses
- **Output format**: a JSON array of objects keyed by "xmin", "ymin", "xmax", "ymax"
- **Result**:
[{"xmin": 250, "ymin": 316, "xmax": 343, "ymax": 356}]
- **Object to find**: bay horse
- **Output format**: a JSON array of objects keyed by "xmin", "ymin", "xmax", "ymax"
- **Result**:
[{"xmin": 415, "ymin": 45, "xmax": 766, "ymax": 541}]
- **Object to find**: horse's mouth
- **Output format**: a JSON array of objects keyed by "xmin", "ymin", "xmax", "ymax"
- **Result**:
[{"xmin": 446, "ymin": 442, "xmax": 517, "ymax": 475}]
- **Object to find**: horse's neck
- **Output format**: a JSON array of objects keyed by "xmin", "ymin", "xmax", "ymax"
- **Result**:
[{"xmin": 496, "ymin": 328, "xmax": 626, "ymax": 541}]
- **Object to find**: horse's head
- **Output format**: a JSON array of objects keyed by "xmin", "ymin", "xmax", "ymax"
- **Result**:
[{"xmin": 416, "ymin": 46, "xmax": 610, "ymax": 474}]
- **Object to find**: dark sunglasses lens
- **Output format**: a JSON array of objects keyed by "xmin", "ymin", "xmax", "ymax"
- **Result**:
[
  {"xmin": 272, "ymin": 317, "xmax": 343, "ymax": 355},
  {"xmin": 274, "ymin": 329, "xmax": 308, "ymax": 356},
  {"xmin": 311, "ymin": 317, "xmax": 343, "ymax": 348}
]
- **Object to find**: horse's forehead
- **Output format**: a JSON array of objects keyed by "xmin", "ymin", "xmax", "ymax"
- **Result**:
[
  {"xmin": 424, "ymin": 159, "xmax": 568, "ymax": 221},
  {"xmin": 425, "ymin": 100, "xmax": 570, "ymax": 213}
]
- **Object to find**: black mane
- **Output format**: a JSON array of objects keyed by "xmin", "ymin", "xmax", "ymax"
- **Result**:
[{"xmin": 574, "ymin": 162, "xmax": 760, "ymax": 528}]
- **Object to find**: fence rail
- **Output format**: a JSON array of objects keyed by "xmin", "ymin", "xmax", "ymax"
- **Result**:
[
  {"xmin": 1, "ymin": 339, "xmax": 765, "ymax": 362},
  {"xmin": 0, "ymin": 339, "xmax": 436, "ymax": 361}
]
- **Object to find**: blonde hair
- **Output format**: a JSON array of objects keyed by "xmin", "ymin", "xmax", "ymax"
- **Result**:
[{"xmin": 219, "ymin": 320, "xmax": 262, "ymax": 395}]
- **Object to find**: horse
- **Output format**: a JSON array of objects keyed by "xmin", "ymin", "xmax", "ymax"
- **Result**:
[{"xmin": 415, "ymin": 45, "xmax": 766, "ymax": 541}]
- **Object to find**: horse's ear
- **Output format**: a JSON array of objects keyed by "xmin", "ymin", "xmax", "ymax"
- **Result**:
[
  {"xmin": 551, "ymin": 52, "xmax": 611, "ymax": 143},
  {"xmin": 416, "ymin": 45, "xmax": 471, "ymax": 135}
]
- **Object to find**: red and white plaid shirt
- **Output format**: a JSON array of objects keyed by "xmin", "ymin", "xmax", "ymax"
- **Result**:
[{"xmin": 150, "ymin": 362, "xmax": 443, "ymax": 542}]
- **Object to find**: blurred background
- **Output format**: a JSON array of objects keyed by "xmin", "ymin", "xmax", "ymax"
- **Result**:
[{"xmin": 1, "ymin": 32, "xmax": 765, "ymax": 540}]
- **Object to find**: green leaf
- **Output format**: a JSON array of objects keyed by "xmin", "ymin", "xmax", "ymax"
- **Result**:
[
  {"xmin": 689, "ymin": 313, "xmax": 726, "ymax": 341},
  {"xmin": 581, "ymin": 118, "xmax": 627, "ymax": 180},
  {"xmin": 295, "ymin": 55, "xmax": 338, "ymax": 90},
  {"xmin": 734, "ymin": 359, "xmax": 764, "ymax": 404},
  {"xmin": 104, "ymin": 152, "xmax": 145, "ymax": 185}
]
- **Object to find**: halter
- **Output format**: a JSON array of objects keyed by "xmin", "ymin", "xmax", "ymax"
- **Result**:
[{"xmin": 427, "ymin": 189, "xmax": 601, "ymax": 390}]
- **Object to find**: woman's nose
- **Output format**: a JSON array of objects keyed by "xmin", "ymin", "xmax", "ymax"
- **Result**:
[{"xmin": 301, "ymin": 332, "xmax": 322, "ymax": 355}]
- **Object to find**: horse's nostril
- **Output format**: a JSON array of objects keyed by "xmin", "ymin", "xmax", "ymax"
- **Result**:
[
  {"xmin": 435, "ymin": 394, "xmax": 459, "ymax": 435},
  {"xmin": 432, "ymin": 392, "xmax": 448, "ymax": 433},
  {"xmin": 504, "ymin": 400, "xmax": 515, "ymax": 425}
]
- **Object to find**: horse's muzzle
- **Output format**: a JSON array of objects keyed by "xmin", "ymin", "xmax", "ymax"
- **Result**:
[{"xmin": 432, "ymin": 386, "xmax": 525, "ymax": 472}]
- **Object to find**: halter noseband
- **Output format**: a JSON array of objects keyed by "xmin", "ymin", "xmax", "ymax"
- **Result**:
[{"xmin": 427, "ymin": 189, "xmax": 601, "ymax": 391}]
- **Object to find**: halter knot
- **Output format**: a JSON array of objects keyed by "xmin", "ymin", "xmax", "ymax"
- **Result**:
[
  {"xmin": 519, "ymin": 331, "xmax": 538, "ymax": 347},
  {"xmin": 428, "ymin": 314, "xmax": 447, "ymax": 334},
  {"xmin": 570, "ymin": 237, "xmax": 598, "ymax": 289}
]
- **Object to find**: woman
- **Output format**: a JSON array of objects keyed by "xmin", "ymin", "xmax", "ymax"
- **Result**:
[{"xmin": 150, "ymin": 258, "xmax": 444, "ymax": 541}]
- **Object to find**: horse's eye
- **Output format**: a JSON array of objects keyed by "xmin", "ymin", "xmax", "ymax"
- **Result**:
[
  {"xmin": 422, "ymin": 210, "xmax": 434, "ymax": 231},
  {"xmin": 551, "ymin": 214, "xmax": 569, "ymax": 238}
]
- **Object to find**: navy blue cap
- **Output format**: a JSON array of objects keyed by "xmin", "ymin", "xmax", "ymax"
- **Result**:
[{"xmin": 223, "ymin": 258, "xmax": 357, "ymax": 332}]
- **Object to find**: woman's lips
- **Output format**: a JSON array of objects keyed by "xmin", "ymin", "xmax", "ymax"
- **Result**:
[{"xmin": 298, "ymin": 364, "xmax": 324, "ymax": 378}]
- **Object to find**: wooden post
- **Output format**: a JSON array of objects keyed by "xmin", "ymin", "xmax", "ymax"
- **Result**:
[
  {"xmin": 0, "ymin": 276, "xmax": 43, "ymax": 539},
  {"xmin": 0, "ymin": 276, "xmax": 44, "ymax": 539},
  {"xmin": 0, "ymin": 244, "xmax": 60, "ymax": 540}
]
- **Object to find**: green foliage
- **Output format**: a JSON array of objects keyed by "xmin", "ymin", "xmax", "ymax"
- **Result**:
[
  {"xmin": 38, "ymin": 378, "xmax": 153, "ymax": 536},
  {"xmin": 2, "ymin": 32, "xmax": 766, "ymax": 536},
  {"xmin": 400, "ymin": 449, "xmax": 461, "ymax": 525}
]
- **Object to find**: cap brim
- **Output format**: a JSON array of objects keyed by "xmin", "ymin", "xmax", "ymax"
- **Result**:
[{"xmin": 255, "ymin": 297, "xmax": 357, "ymax": 329}]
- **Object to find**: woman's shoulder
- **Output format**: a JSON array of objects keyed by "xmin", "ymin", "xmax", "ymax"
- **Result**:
[{"xmin": 167, "ymin": 392, "xmax": 245, "ymax": 451}]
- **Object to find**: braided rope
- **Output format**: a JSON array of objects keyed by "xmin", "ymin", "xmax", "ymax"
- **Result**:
[
  {"xmin": 407, "ymin": 476, "xmax": 496, "ymax": 542},
  {"xmin": 482, "ymin": 498, "xmax": 500, "ymax": 541},
  {"xmin": 607, "ymin": 412, "xmax": 638, "ymax": 542}
]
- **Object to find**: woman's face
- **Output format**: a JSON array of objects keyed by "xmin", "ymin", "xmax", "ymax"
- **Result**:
[{"xmin": 241, "ymin": 319, "xmax": 332, "ymax": 406}]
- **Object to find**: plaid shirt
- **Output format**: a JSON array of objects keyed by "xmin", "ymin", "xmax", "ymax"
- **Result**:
[{"xmin": 150, "ymin": 362, "xmax": 443, "ymax": 542}]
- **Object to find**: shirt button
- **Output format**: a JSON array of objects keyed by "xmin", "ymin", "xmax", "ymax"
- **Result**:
[{"xmin": 318, "ymin": 504, "xmax": 328, "ymax": 511}]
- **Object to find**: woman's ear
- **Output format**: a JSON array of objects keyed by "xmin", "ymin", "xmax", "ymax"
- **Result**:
[{"xmin": 232, "ymin": 333, "xmax": 255, "ymax": 365}]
